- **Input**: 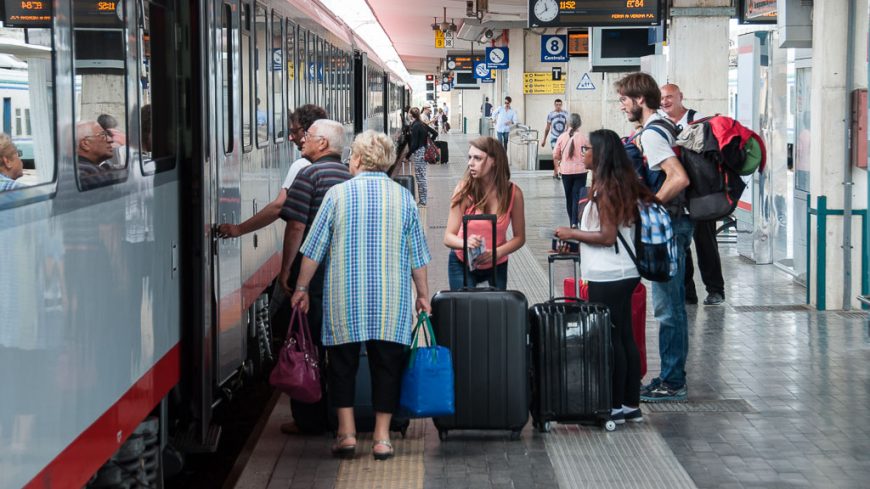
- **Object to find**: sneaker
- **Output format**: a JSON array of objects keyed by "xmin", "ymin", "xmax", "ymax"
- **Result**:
[
  {"xmin": 640, "ymin": 378, "xmax": 661, "ymax": 397},
  {"xmin": 641, "ymin": 383, "xmax": 688, "ymax": 403},
  {"xmin": 610, "ymin": 410, "xmax": 625, "ymax": 425},
  {"xmin": 623, "ymin": 408, "xmax": 644, "ymax": 423},
  {"xmin": 703, "ymin": 293, "xmax": 725, "ymax": 305}
]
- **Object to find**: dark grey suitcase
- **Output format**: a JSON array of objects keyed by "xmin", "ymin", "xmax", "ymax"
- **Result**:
[
  {"xmin": 392, "ymin": 160, "xmax": 416, "ymax": 199},
  {"xmin": 528, "ymin": 254, "xmax": 614, "ymax": 432},
  {"xmin": 431, "ymin": 215, "xmax": 529, "ymax": 440},
  {"xmin": 436, "ymin": 140, "xmax": 449, "ymax": 164}
]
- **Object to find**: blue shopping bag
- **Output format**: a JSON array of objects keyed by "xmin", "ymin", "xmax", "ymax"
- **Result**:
[{"xmin": 399, "ymin": 312, "xmax": 455, "ymax": 418}]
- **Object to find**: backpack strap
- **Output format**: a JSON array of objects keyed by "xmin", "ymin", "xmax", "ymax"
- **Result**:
[
  {"xmin": 687, "ymin": 109, "xmax": 697, "ymax": 123},
  {"xmin": 616, "ymin": 227, "xmax": 640, "ymax": 269}
]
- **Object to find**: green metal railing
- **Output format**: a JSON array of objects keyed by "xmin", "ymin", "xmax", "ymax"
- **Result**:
[{"xmin": 807, "ymin": 195, "xmax": 869, "ymax": 310}]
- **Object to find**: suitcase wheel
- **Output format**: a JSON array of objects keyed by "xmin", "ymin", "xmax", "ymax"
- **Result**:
[
  {"xmin": 509, "ymin": 430, "xmax": 522, "ymax": 441},
  {"xmin": 533, "ymin": 421, "xmax": 551, "ymax": 433},
  {"xmin": 604, "ymin": 420, "xmax": 617, "ymax": 432},
  {"xmin": 437, "ymin": 429, "xmax": 448, "ymax": 441}
]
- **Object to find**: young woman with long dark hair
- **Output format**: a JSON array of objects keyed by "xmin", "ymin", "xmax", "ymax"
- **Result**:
[{"xmin": 554, "ymin": 128, "xmax": 655, "ymax": 424}]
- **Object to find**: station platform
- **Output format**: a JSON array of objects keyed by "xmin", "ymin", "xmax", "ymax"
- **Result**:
[{"xmin": 232, "ymin": 133, "xmax": 870, "ymax": 489}]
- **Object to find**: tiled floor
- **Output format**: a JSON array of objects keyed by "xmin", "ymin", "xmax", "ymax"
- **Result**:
[{"xmin": 234, "ymin": 133, "xmax": 870, "ymax": 489}]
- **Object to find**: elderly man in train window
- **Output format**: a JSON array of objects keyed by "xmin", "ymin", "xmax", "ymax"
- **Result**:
[
  {"xmin": 0, "ymin": 134, "xmax": 25, "ymax": 192},
  {"xmin": 75, "ymin": 120, "xmax": 116, "ymax": 188}
]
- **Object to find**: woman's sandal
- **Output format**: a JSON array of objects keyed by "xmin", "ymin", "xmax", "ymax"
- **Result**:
[
  {"xmin": 372, "ymin": 439, "xmax": 394, "ymax": 461},
  {"xmin": 330, "ymin": 433, "xmax": 357, "ymax": 459}
]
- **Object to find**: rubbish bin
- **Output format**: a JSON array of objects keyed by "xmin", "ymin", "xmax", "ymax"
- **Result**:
[
  {"xmin": 479, "ymin": 117, "xmax": 493, "ymax": 137},
  {"xmin": 513, "ymin": 125, "xmax": 539, "ymax": 171}
]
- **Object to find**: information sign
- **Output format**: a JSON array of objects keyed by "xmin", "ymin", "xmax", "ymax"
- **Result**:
[
  {"xmin": 568, "ymin": 32, "xmax": 589, "ymax": 56},
  {"xmin": 523, "ymin": 72, "xmax": 566, "ymax": 95},
  {"xmin": 474, "ymin": 61, "xmax": 493, "ymax": 80},
  {"xmin": 1, "ymin": 1, "xmax": 51, "ymax": 27},
  {"xmin": 486, "ymin": 47, "xmax": 509, "ymax": 69},
  {"xmin": 74, "ymin": 1, "xmax": 124, "ymax": 27},
  {"xmin": 446, "ymin": 54, "xmax": 483, "ymax": 71},
  {"xmin": 576, "ymin": 73, "xmax": 596, "ymax": 90},
  {"xmin": 541, "ymin": 34, "xmax": 567, "ymax": 62},
  {"xmin": 528, "ymin": 0, "xmax": 660, "ymax": 28},
  {"xmin": 435, "ymin": 30, "xmax": 445, "ymax": 48},
  {"xmin": 738, "ymin": 0, "xmax": 776, "ymax": 24}
]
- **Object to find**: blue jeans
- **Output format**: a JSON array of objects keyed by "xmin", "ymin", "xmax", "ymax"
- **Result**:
[
  {"xmin": 652, "ymin": 214, "xmax": 694, "ymax": 389},
  {"xmin": 497, "ymin": 131, "xmax": 509, "ymax": 149},
  {"xmin": 448, "ymin": 251, "xmax": 508, "ymax": 290},
  {"xmin": 561, "ymin": 172, "xmax": 588, "ymax": 226}
]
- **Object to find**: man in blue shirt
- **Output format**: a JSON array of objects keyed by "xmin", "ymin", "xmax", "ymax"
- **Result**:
[
  {"xmin": 541, "ymin": 99, "xmax": 568, "ymax": 149},
  {"xmin": 491, "ymin": 96, "xmax": 518, "ymax": 148}
]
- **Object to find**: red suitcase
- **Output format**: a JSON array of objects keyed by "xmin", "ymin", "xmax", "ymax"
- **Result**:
[{"xmin": 564, "ymin": 278, "xmax": 648, "ymax": 378}]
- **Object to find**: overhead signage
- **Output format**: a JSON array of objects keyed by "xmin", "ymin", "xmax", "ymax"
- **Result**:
[
  {"xmin": 486, "ymin": 47, "xmax": 509, "ymax": 69},
  {"xmin": 739, "ymin": 0, "xmax": 776, "ymax": 24},
  {"xmin": 551, "ymin": 67, "xmax": 562, "ymax": 81},
  {"xmin": 528, "ymin": 0, "xmax": 661, "ymax": 28},
  {"xmin": 523, "ymin": 72, "xmax": 565, "ymax": 95},
  {"xmin": 446, "ymin": 54, "xmax": 483, "ymax": 71},
  {"xmin": 576, "ymin": 73, "xmax": 596, "ymax": 90},
  {"xmin": 568, "ymin": 32, "xmax": 589, "ymax": 57},
  {"xmin": 272, "ymin": 48, "xmax": 283, "ymax": 71},
  {"xmin": 1, "ymin": 0, "xmax": 52, "ymax": 27},
  {"xmin": 541, "ymin": 34, "xmax": 567, "ymax": 62},
  {"xmin": 473, "ymin": 61, "xmax": 493, "ymax": 80},
  {"xmin": 444, "ymin": 31, "xmax": 455, "ymax": 49},
  {"xmin": 441, "ymin": 82, "xmax": 452, "ymax": 92},
  {"xmin": 74, "ymin": 1, "xmax": 124, "ymax": 27},
  {"xmin": 435, "ymin": 30, "xmax": 445, "ymax": 49}
]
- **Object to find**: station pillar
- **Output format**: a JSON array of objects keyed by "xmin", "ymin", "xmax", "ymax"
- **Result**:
[
  {"xmin": 666, "ymin": 1, "xmax": 731, "ymax": 115},
  {"xmin": 807, "ymin": 0, "xmax": 869, "ymax": 310}
]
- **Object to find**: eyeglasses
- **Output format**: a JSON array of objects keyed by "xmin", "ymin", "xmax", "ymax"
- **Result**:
[
  {"xmin": 303, "ymin": 130, "xmax": 325, "ymax": 141},
  {"xmin": 85, "ymin": 130, "xmax": 113, "ymax": 141},
  {"xmin": 580, "ymin": 145, "xmax": 592, "ymax": 154}
]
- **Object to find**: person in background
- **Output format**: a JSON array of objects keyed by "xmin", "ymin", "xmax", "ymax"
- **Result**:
[
  {"xmin": 541, "ymin": 99, "xmax": 568, "ymax": 150},
  {"xmin": 290, "ymin": 130, "xmax": 431, "ymax": 461},
  {"xmin": 0, "ymin": 134, "xmax": 24, "ymax": 191},
  {"xmin": 98, "ymin": 113, "xmax": 127, "ymax": 148},
  {"xmin": 75, "ymin": 120, "xmax": 115, "ymax": 188},
  {"xmin": 217, "ymin": 104, "xmax": 327, "ymax": 239},
  {"xmin": 552, "ymin": 113, "xmax": 589, "ymax": 226},
  {"xmin": 481, "ymin": 97, "xmax": 493, "ymax": 118},
  {"xmin": 407, "ymin": 107, "xmax": 438, "ymax": 207},
  {"xmin": 443, "ymin": 137, "xmax": 526, "ymax": 290},
  {"xmin": 554, "ymin": 129, "xmax": 649, "ymax": 426},
  {"xmin": 491, "ymin": 97, "xmax": 518, "ymax": 149}
]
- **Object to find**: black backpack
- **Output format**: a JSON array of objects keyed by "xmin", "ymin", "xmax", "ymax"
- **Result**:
[{"xmin": 623, "ymin": 118, "xmax": 687, "ymax": 215}]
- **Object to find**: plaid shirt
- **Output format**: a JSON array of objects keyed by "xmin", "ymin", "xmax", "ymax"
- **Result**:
[
  {"xmin": 0, "ymin": 174, "xmax": 19, "ymax": 191},
  {"xmin": 300, "ymin": 172, "xmax": 431, "ymax": 346}
]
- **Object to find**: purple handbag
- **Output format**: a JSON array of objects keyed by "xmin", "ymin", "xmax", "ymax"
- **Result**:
[{"xmin": 269, "ymin": 309, "xmax": 322, "ymax": 403}]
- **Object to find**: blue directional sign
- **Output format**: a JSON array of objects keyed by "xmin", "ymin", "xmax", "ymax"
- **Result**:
[
  {"xmin": 541, "ymin": 34, "xmax": 568, "ymax": 62},
  {"xmin": 473, "ymin": 61, "xmax": 493, "ymax": 81},
  {"xmin": 486, "ymin": 47, "xmax": 509, "ymax": 69}
]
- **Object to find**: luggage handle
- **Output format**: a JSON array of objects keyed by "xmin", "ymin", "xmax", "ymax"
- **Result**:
[
  {"xmin": 462, "ymin": 214, "xmax": 498, "ymax": 287},
  {"xmin": 547, "ymin": 253, "xmax": 580, "ymax": 301}
]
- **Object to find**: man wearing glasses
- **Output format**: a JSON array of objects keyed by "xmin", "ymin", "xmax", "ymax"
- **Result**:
[
  {"xmin": 0, "ymin": 134, "xmax": 24, "ymax": 191},
  {"xmin": 75, "ymin": 120, "xmax": 116, "ymax": 188}
]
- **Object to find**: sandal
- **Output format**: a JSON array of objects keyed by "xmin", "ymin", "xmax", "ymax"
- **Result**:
[
  {"xmin": 331, "ymin": 433, "xmax": 357, "ymax": 459},
  {"xmin": 372, "ymin": 439, "xmax": 394, "ymax": 461}
]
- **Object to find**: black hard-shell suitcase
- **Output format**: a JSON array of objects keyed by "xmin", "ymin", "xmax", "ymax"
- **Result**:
[
  {"xmin": 392, "ymin": 159, "xmax": 416, "ymax": 199},
  {"xmin": 431, "ymin": 215, "xmax": 529, "ymax": 440},
  {"xmin": 436, "ymin": 140, "xmax": 449, "ymax": 164},
  {"xmin": 528, "ymin": 254, "xmax": 614, "ymax": 432},
  {"xmin": 328, "ymin": 345, "xmax": 410, "ymax": 437}
]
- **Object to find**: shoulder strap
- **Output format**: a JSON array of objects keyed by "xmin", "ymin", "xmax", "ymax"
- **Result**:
[
  {"xmin": 687, "ymin": 109, "xmax": 697, "ymax": 123},
  {"xmin": 616, "ymin": 228, "xmax": 639, "ymax": 267}
]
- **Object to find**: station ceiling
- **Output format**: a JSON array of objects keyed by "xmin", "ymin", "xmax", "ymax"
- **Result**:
[{"xmin": 367, "ymin": 0, "xmax": 529, "ymax": 74}]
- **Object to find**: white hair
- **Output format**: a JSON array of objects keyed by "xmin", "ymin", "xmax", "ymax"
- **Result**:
[{"xmin": 310, "ymin": 119, "xmax": 345, "ymax": 154}]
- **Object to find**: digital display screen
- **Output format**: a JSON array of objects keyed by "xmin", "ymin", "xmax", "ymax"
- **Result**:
[
  {"xmin": 600, "ymin": 28, "xmax": 655, "ymax": 58},
  {"xmin": 529, "ymin": 0, "xmax": 660, "ymax": 28},
  {"xmin": 446, "ymin": 54, "xmax": 484, "ymax": 71},
  {"xmin": 74, "ymin": 1, "xmax": 123, "ymax": 28},
  {"xmin": 2, "ymin": 1, "xmax": 52, "ymax": 28},
  {"xmin": 739, "ymin": 0, "xmax": 776, "ymax": 24},
  {"xmin": 568, "ymin": 32, "xmax": 588, "ymax": 56}
]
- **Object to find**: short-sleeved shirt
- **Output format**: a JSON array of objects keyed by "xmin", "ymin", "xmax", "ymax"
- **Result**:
[
  {"xmin": 281, "ymin": 157, "xmax": 311, "ymax": 189},
  {"xmin": 0, "ymin": 173, "xmax": 19, "ymax": 191},
  {"xmin": 482, "ymin": 103, "xmax": 493, "ymax": 117},
  {"xmin": 280, "ymin": 155, "xmax": 351, "ymax": 227},
  {"xmin": 546, "ymin": 110, "xmax": 568, "ymax": 140},
  {"xmin": 552, "ymin": 130, "xmax": 589, "ymax": 175},
  {"xmin": 300, "ymin": 172, "xmax": 431, "ymax": 346},
  {"xmin": 492, "ymin": 106, "xmax": 518, "ymax": 133},
  {"xmin": 640, "ymin": 113, "xmax": 677, "ymax": 172}
]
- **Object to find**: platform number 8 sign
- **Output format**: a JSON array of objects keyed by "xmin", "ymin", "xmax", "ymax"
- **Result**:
[{"xmin": 541, "ymin": 35, "xmax": 567, "ymax": 62}]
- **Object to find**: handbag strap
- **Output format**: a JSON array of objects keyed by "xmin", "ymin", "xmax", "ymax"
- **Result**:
[
  {"xmin": 408, "ymin": 312, "xmax": 437, "ymax": 366},
  {"xmin": 286, "ymin": 308, "xmax": 312, "ymax": 351}
]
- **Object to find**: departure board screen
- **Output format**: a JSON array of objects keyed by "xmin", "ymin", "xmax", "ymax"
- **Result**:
[
  {"xmin": 74, "ymin": 1, "xmax": 123, "ymax": 27},
  {"xmin": 1, "ymin": 1, "xmax": 52, "ymax": 28},
  {"xmin": 529, "ymin": 0, "xmax": 660, "ymax": 28},
  {"xmin": 738, "ymin": 0, "xmax": 776, "ymax": 24}
]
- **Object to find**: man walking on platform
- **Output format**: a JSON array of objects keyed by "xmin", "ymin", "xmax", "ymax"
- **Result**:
[
  {"xmin": 615, "ymin": 73, "xmax": 692, "ymax": 403},
  {"xmin": 661, "ymin": 84, "xmax": 726, "ymax": 306},
  {"xmin": 491, "ymin": 96, "xmax": 518, "ymax": 149},
  {"xmin": 541, "ymin": 98, "xmax": 568, "ymax": 150}
]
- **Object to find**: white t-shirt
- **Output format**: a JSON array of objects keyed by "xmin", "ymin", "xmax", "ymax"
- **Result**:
[
  {"xmin": 639, "ymin": 113, "xmax": 677, "ymax": 171},
  {"xmin": 579, "ymin": 202, "xmax": 640, "ymax": 282},
  {"xmin": 282, "ymin": 158, "xmax": 311, "ymax": 189}
]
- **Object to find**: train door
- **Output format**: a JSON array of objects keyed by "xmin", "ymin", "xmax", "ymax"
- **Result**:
[{"xmin": 212, "ymin": 0, "xmax": 245, "ymax": 389}]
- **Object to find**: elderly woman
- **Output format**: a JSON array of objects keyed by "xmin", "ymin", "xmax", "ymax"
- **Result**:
[
  {"xmin": 290, "ymin": 130, "xmax": 432, "ymax": 461},
  {"xmin": 0, "ymin": 134, "xmax": 24, "ymax": 191}
]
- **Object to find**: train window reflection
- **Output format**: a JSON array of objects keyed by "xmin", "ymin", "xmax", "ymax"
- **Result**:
[
  {"xmin": 271, "ymin": 12, "xmax": 283, "ymax": 141},
  {"xmin": 140, "ymin": 0, "xmax": 178, "ymax": 173},
  {"xmin": 241, "ymin": 2, "xmax": 252, "ymax": 151},
  {"xmin": 286, "ymin": 21, "xmax": 295, "ymax": 114},
  {"xmin": 255, "ymin": 5, "xmax": 268, "ymax": 145},
  {"xmin": 221, "ymin": 3, "xmax": 233, "ymax": 153},
  {"xmin": 73, "ymin": 2, "xmax": 129, "ymax": 190},
  {"xmin": 0, "ymin": 22, "xmax": 55, "ymax": 193}
]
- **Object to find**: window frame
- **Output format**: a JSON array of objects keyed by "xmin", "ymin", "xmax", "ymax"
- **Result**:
[
  {"xmin": 240, "ymin": 0, "xmax": 254, "ymax": 153},
  {"xmin": 271, "ymin": 10, "xmax": 285, "ymax": 143},
  {"xmin": 285, "ymin": 20, "xmax": 296, "ymax": 114},
  {"xmin": 254, "ymin": 2, "xmax": 270, "ymax": 148},
  {"xmin": 220, "ymin": 2, "xmax": 235, "ymax": 155}
]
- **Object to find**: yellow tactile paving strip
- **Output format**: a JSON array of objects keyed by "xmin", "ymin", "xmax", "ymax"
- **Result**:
[{"xmin": 333, "ymin": 420, "xmax": 426, "ymax": 489}]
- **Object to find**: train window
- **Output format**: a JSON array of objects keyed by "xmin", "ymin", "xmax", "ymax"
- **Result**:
[
  {"xmin": 73, "ymin": 1, "xmax": 129, "ymax": 190},
  {"xmin": 271, "ymin": 12, "xmax": 284, "ymax": 141},
  {"xmin": 140, "ymin": 0, "xmax": 179, "ymax": 174},
  {"xmin": 0, "ymin": 18, "xmax": 55, "ymax": 195},
  {"xmin": 285, "ymin": 21, "xmax": 295, "ymax": 114},
  {"xmin": 220, "ymin": 3, "xmax": 233, "ymax": 154},
  {"xmin": 297, "ymin": 29, "xmax": 306, "ymax": 103},
  {"xmin": 324, "ymin": 44, "xmax": 332, "ymax": 118},
  {"xmin": 254, "ymin": 5, "xmax": 268, "ymax": 145},
  {"xmin": 240, "ymin": 2, "xmax": 253, "ymax": 152}
]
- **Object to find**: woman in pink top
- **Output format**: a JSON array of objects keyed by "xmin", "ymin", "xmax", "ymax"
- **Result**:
[
  {"xmin": 443, "ymin": 137, "xmax": 526, "ymax": 290},
  {"xmin": 553, "ymin": 113, "xmax": 589, "ymax": 227}
]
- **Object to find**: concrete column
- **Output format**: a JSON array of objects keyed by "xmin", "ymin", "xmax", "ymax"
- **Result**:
[
  {"xmin": 808, "ymin": 0, "xmax": 869, "ymax": 309},
  {"xmin": 667, "ymin": 1, "xmax": 730, "ymax": 115},
  {"xmin": 503, "ymin": 28, "xmax": 526, "ymax": 169}
]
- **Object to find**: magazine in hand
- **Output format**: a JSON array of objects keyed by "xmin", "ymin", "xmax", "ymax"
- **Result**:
[{"xmin": 467, "ymin": 238, "xmax": 486, "ymax": 271}]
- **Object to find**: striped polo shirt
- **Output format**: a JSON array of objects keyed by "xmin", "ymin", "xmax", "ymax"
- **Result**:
[{"xmin": 280, "ymin": 154, "xmax": 351, "ymax": 226}]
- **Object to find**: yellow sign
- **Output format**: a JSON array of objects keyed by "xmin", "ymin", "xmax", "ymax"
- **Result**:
[
  {"xmin": 435, "ymin": 30, "xmax": 445, "ymax": 49},
  {"xmin": 523, "ymin": 72, "xmax": 565, "ymax": 95}
]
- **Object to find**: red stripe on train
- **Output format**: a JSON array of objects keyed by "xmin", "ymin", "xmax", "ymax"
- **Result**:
[{"xmin": 24, "ymin": 344, "xmax": 181, "ymax": 489}]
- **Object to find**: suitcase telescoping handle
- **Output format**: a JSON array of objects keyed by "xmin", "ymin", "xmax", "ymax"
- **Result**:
[
  {"xmin": 547, "ymin": 253, "xmax": 581, "ymax": 302},
  {"xmin": 462, "ymin": 214, "xmax": 498, "ymax": 288}
]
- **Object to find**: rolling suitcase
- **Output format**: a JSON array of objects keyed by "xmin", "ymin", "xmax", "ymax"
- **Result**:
[
  {"xmin": 431, "ymin": 215, "xmax": 529, "ymax": 440},
  {"xmin": 529, "ymin": 254, "xmax": 615, "ymax": 432},
  {"xmin": 564, "ymin": 277, "xmax": 647, "ymax": 378},
  {"xmin": 436, "ymin": 140, "xmax": 449, "ymax": 164},
  {"xmin": 392, "ymin": 159, "xmax": 416, "ymax": 199},
  {"xmin": 328, "ymin": 345, "xmax": 410, "ymax": 437}
]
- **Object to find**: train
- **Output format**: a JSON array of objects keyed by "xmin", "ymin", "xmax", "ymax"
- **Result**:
[{"xmin": 0, "ymin": 1, "xmax": 409, "ymax": 488}]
